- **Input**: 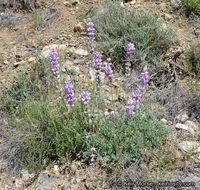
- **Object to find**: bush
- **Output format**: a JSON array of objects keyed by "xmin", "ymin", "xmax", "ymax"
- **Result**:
[
  {"xmin": 0, "ymin": 55, "xmax": 169, "ymax": 172},
  {"xmin": 181, "ymin": 0, "xmax": 200, "ymax": 15},
  {"xmin": 185, "ymin": 42, "xmax": 200, "ymax": 78},
  {"xmin": 92, "ymin": 2, "xmax": 176, "ymax": 71}
]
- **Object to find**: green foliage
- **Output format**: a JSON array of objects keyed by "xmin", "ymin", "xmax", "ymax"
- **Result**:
[
  {"xmin": 92, "ymin": 2, "xmax": 176, "ymax": 70},
  {"xmin": 185, "ymin": 42, "xmax": 200, "ymax": 78},
  {"xmin": 1, "ymin": 56, "xmax": 169, "ymax": 172},
  {"xmin": 182, "ymin": 0, "xmax": 200, "ymax": 15},
  {"xmin": 82, "ymin": 108, "xmax": 169, "ymax": 171}
]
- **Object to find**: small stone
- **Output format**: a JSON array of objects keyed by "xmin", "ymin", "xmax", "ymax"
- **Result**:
[
  {"xmin": 70, "ymin": 162, "xmax": 77, "ymax": 174},
  {"xmin": 74, "ymin": 22, "xmax": 85, "ymax": 32},
  {"xmin": 28, "ymin": 57, "xmax": 36, "ymax": 63},
  {"xmin": 67, "ymin": 66, "xmax": 80, "ymax": 76},
  {"xmin": 68, "ymin": 47, "xmax": 88, "ymax": 56},
  {"xmin": 13, "ymin": 60, "xmax": 26, "ymax": 67},
  {"xmin": 21, "ymin": 169, "xmax": 31, "ymax": 181},
  {"xmin": 165, "ymin": 13, "xmax": 173, "ymax": 21},
  {"xmin": 161, "ymin": 118, "xmax": 168, "ymax": 124},
  {"xmin": 62, "ymin": 61, "xmax": 74, "ymax": 71},
  {"xmin": 89, "ymin": 68, "xmax": 105, "ymax": 83},
  {"xmin": 53, "ymin": 165, "xmax": 60, "ymax": 176},
  {"xmin": 185, "ymin": 120, "xmax": 199, "ymax": 132},
  {"xmin": 176, "ymin": 111, "xmax": 189, "ymax": 122},
  {"xmin": 178, "ymin": 141, "xmax": 200, "ymax": 153},
  {"xmin": 75, "ymin": 177, "xmax": 81, "ymax": 183},
  {"xmin": 175, "ymin": 123, "xmax": 195, "ymax": 135}
]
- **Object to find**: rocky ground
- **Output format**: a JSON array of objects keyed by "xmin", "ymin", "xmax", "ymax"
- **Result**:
[{"xmin": 0, "ymin": 0, "xmax": 200, "ymax": 189}]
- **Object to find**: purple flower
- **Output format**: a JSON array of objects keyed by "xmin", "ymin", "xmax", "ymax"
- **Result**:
[
  {"xmin": 104, "ymin": 62, "xmax": 114, "ymax": 78},
  {"xmin": 127, "ymin": 43, "xmax": 135, "ymax": 55},
  {"xmin": 49, "ymin": 49, "xmax": 59, "ymax": 76},
  {"xmin": 64, "ymin": 81, "xmax": 75, "ymax": 107},
  {"xmin": 125, "ymin": 104, "xmax": 136, "ymax": 118},
  {"xmin": 93, "ymin": 52, "xmax": 102, "ymax": 71},
  {"xmin": 132, "ymin": 89, "xmax": 141, "ymax": 103},
  {"xmin": 140, "ymin": 72, "xmax": 149, "ymax": 89},
  {"xmin": 87, "ymin": 22, "xmax": 95, "ymax": 51},
  {"xmin": 81, "ymin": 91, "xmax": 91, "ymax": 105}
]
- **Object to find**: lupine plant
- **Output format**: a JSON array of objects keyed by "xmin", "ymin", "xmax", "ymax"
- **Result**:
[
  {"xmin": 87, "ymin": 22, "xmax": 95, "ymax": 53},
  {"xmin": 93, "ymin": 51, "xmax": 103, "ymax": 93},
  {"xmin": 64, "ymin": 81, "xmax": 75, "ymax": 107},
  {"xmin": 125, "ymin": 43, "xmax": 135, "ymax": 76}
]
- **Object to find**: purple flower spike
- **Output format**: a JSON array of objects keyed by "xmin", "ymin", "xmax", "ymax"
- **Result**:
[
  {"xmin": 140, "ymin": 72, "xmax": 149, "ymax": 89},
  {"xmin": 127, "ymin": 43, "xmax": 135, "ymax": 55},
  {"xmin": 104, "ymin": 62, "xmax": 114, "ymax": 78},
  {"xmin": 81, "ymin": 91, "xmax": 91, "ymax": 105},
  {"xmin": 87, "ymin": 22, "xmax": 95, "ymax": 51},
  {"xmin": 49, "ymin": 49, "xmax": 59, "ymax": 76},
  {"xmin": 125, "ymin": 104, "xmax": 136, "ymax": 118},
  {"xmin": 64, "ymin": 81, "xmax": 75, "ymax": 107},
  {"xmin": 93, "ymin": 52, "xmax": 102, "ymax": 71},
  {"xmin": 132, "ymin": 89, "xmax": 141, "ymax": 103}
]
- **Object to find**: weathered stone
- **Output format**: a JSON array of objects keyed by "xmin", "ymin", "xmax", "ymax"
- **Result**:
[
  {"xmin": 89, "ymin": 68, "xmax": 105, "ymax": 83},
  {"xmin": 13, "ymin": 60, "xmax": 26, "ymax": 67},
  {"xmin": 176, "ymin": 111, "xmax": 189, "ymax": 122},
  {"xmin": 28, "ymin": 57, "xmax": 36, "ymax": 63},
  {"xmin": 68, "ymin": 47, "xmax": 88, "ymax": 56},
  {"xmin": 62, "ymin": 60, "xmax": 74, "ymax": 71},
  {"xmin": 67, "ymin": 66, "xmax": 80, "ymax": 76},
  {"xmin": 185, "ymin": 120, "xmax": 199, "ymax": 132},
  {"xmin": 74, "ymin": 22, "xmax": 85, "ymax": 32},
  {"xmin": 161, "ymin": 118, "xmax": 168, "ymax": 124},
  {"xmin": 178, "ymin": 141, "xmax": 200, "ymax": 153},
  {"xmin": 27, "ymin": 172, "xmax": 56, "ymax": 190},
  {"xmin": 175, "ymin": 123, "xmax": 195, "ymax": 135}
]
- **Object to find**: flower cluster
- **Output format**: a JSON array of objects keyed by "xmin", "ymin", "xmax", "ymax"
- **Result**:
[
  {"xmin": 127, "ymin": 43, "xmax": 135, "ymax": 55},
  {"xmin": 132, "ymin": 88, "xmax": 141, "ymax": 104},
  {"xmin": 90, "ymin": 147, "xmax": 96, "ymax": 167},
  {"xmin": 104, "ymin": 62, "xmax": 114, "ymax": 79},
  {"xmin": 87, "ymin": 22, "xmax": 95, "ymax": 52},
  {"xmin": 140, "ymin": 72, "xmax": 149, "ymax": 89},
  {"xmin": 49, "ymin": 49, "xmax": 59, "ymax": 76},
  {"xmin": 81, "ymin": 91, "xmax": 91, "ymax": 105},
  {"xmin": 125, "ymin": 105, "xmax": 136, "ymax": 118},
  {"xmin": 93, "ymin": 51, "xmax": 102, "ymax": 71},
  {"xmin": 64, "ymin": 81, "xmax": 76, "ymax": 107}
]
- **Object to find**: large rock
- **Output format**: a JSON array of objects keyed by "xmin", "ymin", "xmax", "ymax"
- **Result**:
[{"xmin": 185, "ymin": 120, "xmax": 199, "ymax": 132}]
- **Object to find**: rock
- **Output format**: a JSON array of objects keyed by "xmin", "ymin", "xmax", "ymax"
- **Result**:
[
  {"xmin": 21, "ymin": 169, "xmax": 32, "ymax": 181},
  {"xmin": 89, "ymin": 68, "xmax": 105, "ymax": 83},
  {"xmin": 52, "ymin": 165, "xmax": 60, "ymax": 176},
  {"xmin": 13, "ymin": 60, "xmax": 26, "ymax": 67},
  {"xmin": 183, "ymin": 175, "xmax": 200, "ymax": 183},
  {"xmin": 176, "ymin": 111, "xmax": 189, "ymax": 123},
  {"xmin": 62, "ymin": 60, "xmax": 74, "ymax": 71},
  {"xmin": 67, "ymin": 66, "xmax": 80, "ymax": 76},
  {"xmin": 161, "ymin": 118, "xmax": 168, "ymax": 124},
  {"xmin": 28, "ymin": 57, "xmax": 36, "ymax": 63},
  {"xmin": 68, "ymin": 47, "xmax": 88, "ymax": 56},
  {"xmin": 165, "ymin": 13, "xmax": 173, "ymax": 21},
  {"xmin": 175, "ymin": 123, "xmax": 195, "ymax": 135},
  {"xmin": 178, "ymin": 141, "xmax": 200, "ymax": 153},
  {"xmin": 170, "ymin": 0, "xmax": 182, "ymax": 9},
  {"xmin": 185, "ymin": 120, "xmax": 199, "ymax": 132},
  {"xmin": 27, "ymin": 172, "xmax": 56, "ymax": 190},
  {"xmin": 74, "ymin": 22, "xmax": 85, "ymax": 32},
  {"xmin": 41, "ymin": 44, "xmax": 67, "ymax": 58}
]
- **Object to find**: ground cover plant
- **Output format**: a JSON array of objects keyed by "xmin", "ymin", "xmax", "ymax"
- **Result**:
[
  {"xmin": 181, "ymin": 0, "xmax": 200, "ymax": 15},
  {"xmin": 0, "ymin": 1, "xmax": 172, "ymax": 181},
  {"xmin": 91, "ymin": 2, "xmax": 176, "ymax": 72}
]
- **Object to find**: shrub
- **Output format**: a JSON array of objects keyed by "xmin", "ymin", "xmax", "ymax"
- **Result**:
[
  {"xmin": 91, "ymin": 2, "xmax": 176, "ymax": 71},
  {"xmin": 181, "ymin": 0, "xmax": 200, "ymax": 15},
  {"xmin": 185, "ymin": 42, "xmax": 200, "ymax": 78}
]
